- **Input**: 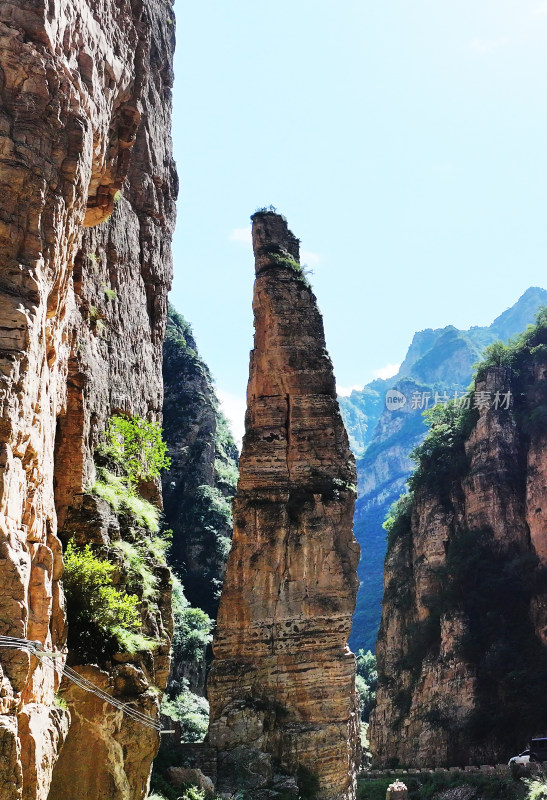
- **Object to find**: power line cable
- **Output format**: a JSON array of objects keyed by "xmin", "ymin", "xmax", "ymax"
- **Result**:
[{"xmin": 0, "ymin": 636, "xmax": 164, "ymax": 731}]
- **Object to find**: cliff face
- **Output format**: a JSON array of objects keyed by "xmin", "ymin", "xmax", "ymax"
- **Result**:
[
  {"xmin": 340, "ymin": 287, "xmax": 547, "ymax": 653},
  {"xmin": 162, "ymin": 306, "xmax": 238, "ymax": 622},
  {"xmin": 370, "ymin": 316, "xmax": 547, "ymax": 767},
  {"xmin": 206, "ymin": 212, "xmax": 360, "ymax": 800},
  {"xmin": 0, "ymin": 1, "xmax": 176, "ymax": 798}
]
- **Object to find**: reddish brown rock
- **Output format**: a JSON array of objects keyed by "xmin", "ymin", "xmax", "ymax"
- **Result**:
[
  {"xmin": 0, "ymin": 0, "xmax": 176, "ymax": 797},
  {"xmin": 370, "ymin": 361, "xmax": 547, "ymax": 767},
  {"xmin": 206, "ymin": 212, "xmax": 361, "ymax": 800},
  {"xmin": 49, "ymin": 666, "xmax": 161, "ymax": 800}
]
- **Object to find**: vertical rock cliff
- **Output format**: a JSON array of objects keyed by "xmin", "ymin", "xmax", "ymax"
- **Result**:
[
  {"xmin": 162, "ymin": 306, "xmax": 238, "ymax": 622},
  {"xmin": 206, "ymin": 211, "xmax": 361, "ymax": 800},
  {"xmin": 370, "ymin": 313, "xmax": 547, "ymax": 766},
  {"xmin": 339, "ymin": 287, "xmax": 547, "ymax": 655},
  {"xmin": 0, "ymin": 1, "xmax": 176, "ymax": 798}
]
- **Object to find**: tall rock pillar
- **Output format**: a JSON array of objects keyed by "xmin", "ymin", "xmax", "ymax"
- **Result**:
[{"xmin": 207, "ymin": 211, "xmax": 361, "ymax": 800}]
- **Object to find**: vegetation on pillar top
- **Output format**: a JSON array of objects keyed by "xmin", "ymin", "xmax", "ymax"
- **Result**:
[
  {"xmin": 251, "ymin": 206, "xmax": 301, "ymax": 265},
  {"xmin": 251, "ymin": 204, "xmax": 287, "ymax": 222}
]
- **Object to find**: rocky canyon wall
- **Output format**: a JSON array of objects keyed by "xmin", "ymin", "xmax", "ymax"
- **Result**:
[
  {"xmin": 206, "ymin": 211, "xmax": 361, "ymax": 800},
  {"xmin": 0, "ymin": 1, "xmax": 176, "ymax": 798},
  {"xmin": 370, "ymin": 320, "xmax": 547, "ymax": 767},
  {"xmin": 162, "ymin": 306, "xmax": 238, "ymax": 624},
  {"xmin": 339, "ymin": 286, "xmax": 547, "ymax": 655}
]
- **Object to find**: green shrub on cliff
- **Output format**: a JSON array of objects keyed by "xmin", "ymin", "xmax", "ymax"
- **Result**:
[
  {"xmin": 214, "ymin": 457, "xmax": 238, "ymax": 492},
  {"xmin": 215, "ymin": 413, "xmax": 238, "ymax": 462},
  {"xmin": 62, "ymin": 540, "xmax": 153, "ymax": 654},
  {"xmin": 269, "ymin": 252, "xmax": 311, "ymax": 287},
  {"xmin": 475, "ymin": 305, "xmax": 547, "ymax": 382},
  {"xmin": 383, "ymin": 492, "xmax": 414, "ymax": 549},
  {"xmin": 92, "ymin": 413, "xmax": 171, "ymax": 532},
  {"xmin": 99, "ymin": 414, "xmax": 171, "ymax": 484},
  {"xmin": 113, "ymin": 540, "xmax": 159, "ymax": 601},
  {"xmin": 91, "ymin": 469, "xmax": 160, "ymax": 532},
  {"xmin": 408, "ymin": 401, "xmax": 477, "ymax": 496},
  {"xmin": 398, "ymin": 308, "xmax": 547, "ymax": 498}
]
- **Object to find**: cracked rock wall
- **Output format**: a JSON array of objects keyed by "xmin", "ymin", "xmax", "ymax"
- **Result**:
[
  {"xmin": 206, "ymin": 212, "xmax": 361, "ymax": 800},
  {"xmin": 0, "ymin": 1, "xmax": 176, "ymax": 798}
]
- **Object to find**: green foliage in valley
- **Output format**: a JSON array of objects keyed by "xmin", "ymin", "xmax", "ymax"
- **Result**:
[
  {"xmin": 160, "ymin": 679, "xmax": 210, "ymax": 742},
  {"xmin": 171, "ymin": 576, "xmax": 214, "ymax": 662},
  {"xmin": 356, "ymin": 649, "xmax": 378, "ymax": 722},
  {"xmin": 156, "ymin": 576, "xmax": 213, "ymax": 741}
]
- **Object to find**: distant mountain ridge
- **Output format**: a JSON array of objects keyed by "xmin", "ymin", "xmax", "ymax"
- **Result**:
[{"xmin": 341, "ymin": 286, "xmax": 547, "ymax": 653}]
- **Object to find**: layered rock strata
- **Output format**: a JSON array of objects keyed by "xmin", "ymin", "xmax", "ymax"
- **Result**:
[
  {"xmin": 207, "ymin": 212, "xmax": 361, "ymax": 800},
  {"xmin": 370, "ymin": 354, "xmax": 547, "ymax": 767},
  {"xmin": 0, "ymin": 1, "xmax": 176, "ymax": 798}
]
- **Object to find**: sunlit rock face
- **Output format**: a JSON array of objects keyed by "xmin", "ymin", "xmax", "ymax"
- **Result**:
[
  {"xmin": 0, "ymin": 1, "xmax": 176, "ymax": 797},
  {"xmin": 207, "ymin": 211, "xmax": 361, "ymax": 800}
]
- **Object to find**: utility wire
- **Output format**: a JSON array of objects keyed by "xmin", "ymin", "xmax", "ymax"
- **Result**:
[{"xmin": 0, "ymin": 636, "xmax": 162, "ymax": 731}]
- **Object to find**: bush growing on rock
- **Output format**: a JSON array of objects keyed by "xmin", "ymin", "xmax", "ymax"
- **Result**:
[
  {"xmin": 62, "ymin": 540, "xmax": 152, "ymax": 655},
  {"xmin": 99, "ymin": 413, "xmax": 171, "ymax": 484}
]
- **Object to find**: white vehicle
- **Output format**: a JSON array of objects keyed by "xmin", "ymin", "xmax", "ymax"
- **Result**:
[{"xmin": 508, "ymin": 749, "xmax": 539, "ymax": 766}]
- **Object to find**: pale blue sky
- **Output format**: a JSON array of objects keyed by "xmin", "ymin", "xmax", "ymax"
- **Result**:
[{"xmin": 170, "ymin": 0, "xmax": 547, "ymax": 441}]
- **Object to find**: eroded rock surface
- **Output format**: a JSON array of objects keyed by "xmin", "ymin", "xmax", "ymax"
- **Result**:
[
  {"xmin": 370, "ymin": 356, "xmax": 547, "ymax": 767},
  {"xmin": 0, "ymin": 1, "xmax": 176, "ymax": 797},
  {"xmin": 206, "ymin": 212, "xmax": 361, "ymax": 800}
]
